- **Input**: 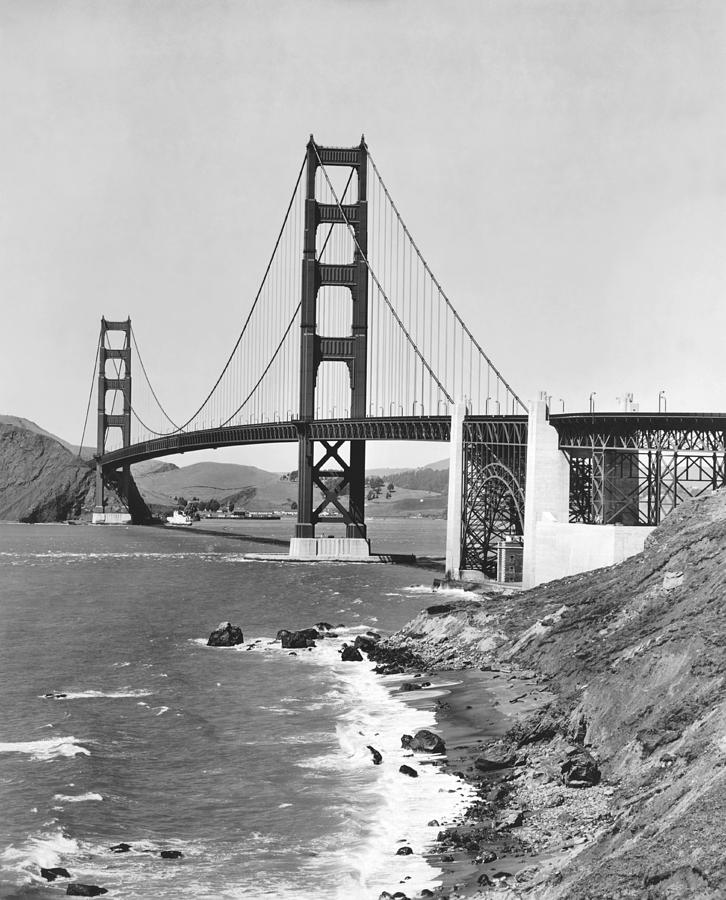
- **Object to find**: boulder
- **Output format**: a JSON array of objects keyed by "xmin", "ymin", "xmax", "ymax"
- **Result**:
[
  {"xmin": 160, "ymin": 850, "xmax": 184, "ymax": 859},
  {"xmin": 396, "ymin": 846, "xmax": 413, "ymax": 855},
  {"xmin": 66, "ymin": 886, "xmax": 108, "ymax": 897},
  {"xmin": 399, "ymin": 764, "xmax": 418, "ymax": 778},
  {"xmin": 367, "ymin": 745, "xmax": 383, "ymax": 765},
  {"xmin": 207, "ymin": 623, "xmax": 244, "ymax": 647},
  {"xmin": 498, "ymin": 810, "xmax": 524, "ymax": 828},
  {"xmin": 353, "ymin": 635, "xmax": 380, "ymax": 654},
  {"xmin": 509, "ymin": 706, "xmax": 562, "ymax": 747},
  {"xmin": 561, "ymin": 748, "xmax": 600, "ymax": 787},
  {"xmin": 474, "ymin": 753, "xmax": 516, "ymax": 772},
  {"xmin": 405, "ymin": 729, "xmax": 445, "ymax": 754},
  {"xmin": 340, "ymin": 644, "xmax": 363, "ymax": 662},
  {"xmin": 109, "ymin": 842, "xmax": 131, "ymax": 853},
  {"xmin": 278, "ymin": 628, "xmax": 318, "ymax": 649},
  {"xmin": 314, "ymin": 622, "xmax": 333, "ymax": 631},
  {"xmin": 400, "ymin": 681, "xmax": 430, "ymax": 692},
  {"xmin": 40, "ymin": 868, "xmax": 71, "ymax": 881}
]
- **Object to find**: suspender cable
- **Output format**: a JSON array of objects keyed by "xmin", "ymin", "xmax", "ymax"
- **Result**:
[
  {"xmin": 367, "ymin": 151, "xmax": 525, "ymax": 412},
  {"xmin": 132, "ymin": 153, "xmax": 307, "ymax": 437}
]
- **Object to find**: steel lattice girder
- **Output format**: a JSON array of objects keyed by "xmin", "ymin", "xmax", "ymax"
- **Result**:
[
  {"xmin": 565, "ymin": 447, "xmax": 726, "ymax": 526},
  {"xmin": 460, "ymin": 426, "xmax": 527, "ymax": 576}
]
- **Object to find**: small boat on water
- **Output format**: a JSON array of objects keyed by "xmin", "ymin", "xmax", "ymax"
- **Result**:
[{"xmin": 166, "ymin": 510, "xmax": 193, "ymax": 527}]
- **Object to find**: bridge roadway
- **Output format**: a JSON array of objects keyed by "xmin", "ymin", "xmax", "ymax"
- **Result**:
[{"xmin": 100, "ymin": 412, "xmax": 726, "ymax": 471}]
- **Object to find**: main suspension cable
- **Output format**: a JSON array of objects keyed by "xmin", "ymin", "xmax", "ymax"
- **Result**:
[
  {"xmin": 131, "ymin": 327, "xmax": 180, "ymax": 431},
  {"xmin": 367, "ymin": 150, "xmax": 525, "ymax": 412},
  {"xmin": 313, "ymin": 144, "xmax": 454, "ymax": 405},
  {"xmin": 77, "ymin": 332, "xmax": 101, "ymax": 458},
  {"xmin": 130, "ymin": 153, "xmax": 308, "ymax": 436}
]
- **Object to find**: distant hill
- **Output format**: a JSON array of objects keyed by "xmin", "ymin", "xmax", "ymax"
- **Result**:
[
  {"xmin": 133, "ymin": 461, "xmax": 298, "ymax": 511},
  {"xmin": 367, "ymin": 457, "xmax": 449, "ymax": 477}
]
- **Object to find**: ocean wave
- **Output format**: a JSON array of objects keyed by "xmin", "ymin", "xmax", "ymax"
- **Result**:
[
  {"xmin": 53, "ymin": 792, "xmax": 103, "ymax": 803},
  {"xmin": 0, "ymin": 737, "xmax": 90, "ymax": 760},
  {"xmin": 40, "ymin": 689, "xmax": 153, "ymax": 700},
  {"xmin": 0, "ymin": 828, "xmax": 82, "ymax": 875}
]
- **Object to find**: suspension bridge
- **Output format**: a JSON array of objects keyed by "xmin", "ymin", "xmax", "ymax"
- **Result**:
[{"xmin": 85, "ymin": 136, "xmax": 726, "ymax": 585}]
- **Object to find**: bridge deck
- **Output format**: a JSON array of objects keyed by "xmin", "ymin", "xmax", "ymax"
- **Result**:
[{"xmin": 100, "ymin": 412, "xmax": 726, "ymax": 470}]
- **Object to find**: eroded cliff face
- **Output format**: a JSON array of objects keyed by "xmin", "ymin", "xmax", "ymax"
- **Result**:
[
  {"xmin": 0, "ymin": 423, "xmax": 151, "ymax": 523},
  {"xmin": 0, "ymin": 424, "xmax": 94, "ymax": 522},
  {"xmin": 387, "ymin": 489, "xmax": 726, "ymax": 898}
]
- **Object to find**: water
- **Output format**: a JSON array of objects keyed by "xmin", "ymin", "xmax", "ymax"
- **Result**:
[{"xmin": 0, "ymin": 520, "xmax": 473, "ymax": 899}]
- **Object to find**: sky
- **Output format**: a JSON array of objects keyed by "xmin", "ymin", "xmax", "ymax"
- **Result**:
[{"xmin": 1, "ymin": 0, "xmax": 724, "ymax": 472}]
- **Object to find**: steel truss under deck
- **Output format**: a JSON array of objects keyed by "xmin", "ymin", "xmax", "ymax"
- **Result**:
[
  {"xmin": 552, "ymin": 413, "xmax": 726, "ymax": 526},
  {"xmin": 460, "ymin": 418, "xmax": 528, "ymax": 576}
]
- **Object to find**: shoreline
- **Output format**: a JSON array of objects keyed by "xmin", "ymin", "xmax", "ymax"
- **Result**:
[{"xmin": 372, "ymin": 594, "xmax": 615, "ymax": 900}]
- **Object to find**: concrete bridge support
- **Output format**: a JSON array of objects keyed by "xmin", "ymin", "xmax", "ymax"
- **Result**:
[
  {"xmin": 522, "ymin": 399, "xmax": 570, "ymax": 588},
  {"xmin": 444, "ymin": 402, "xmax": 467, "ymax": 580}
]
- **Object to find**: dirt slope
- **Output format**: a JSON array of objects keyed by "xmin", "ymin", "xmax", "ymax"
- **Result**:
[{"xmin": 387, "ymin": 488, "xmax": 726, "ymax": 898}]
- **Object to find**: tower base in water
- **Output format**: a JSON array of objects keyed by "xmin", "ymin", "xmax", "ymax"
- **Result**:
[{"xmin": 288, "ymin": 537, "xmax": 371, "ymax": 560}]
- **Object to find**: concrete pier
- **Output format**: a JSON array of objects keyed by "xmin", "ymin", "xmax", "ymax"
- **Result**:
[
  {"xmin": 445, "ymin": 402, "xmax": 467, "ymax": 580},
  {"xmin": 522, "ymin": 398, "xmax": 571, "ymax": 588},
  {"xmin": 288, "ymin": 536, "xmax": 371, "ymax": 560}
]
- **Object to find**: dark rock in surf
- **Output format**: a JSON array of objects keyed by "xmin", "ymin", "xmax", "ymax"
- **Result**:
[
  {"xmin": 109, "ymin": 842, "xmax": 131, "ymax": 853},
  {"xmin": 399, "ymin": 764, "xmax": 418, "ymax": 778},
  {"xmin": 277, "ymin": 628, "xmax": 319, "ymax": 649},
  {"xmin": 40, "ymin": 867, "xmax": 71, "ymax": 881},
  {"xmin": 314, "ymin": 622, "xmax": 333, "ymax": 631},
  {"xmin": 367, "ymin": 745, "xmax": 383, "ymax": 765},
  {"xmin": 340, "ymin": 644, "xmax": 363, "ymax": 662},
  {"xmin": 160, "ymin": 849, "xmax": 184, "ymax": 859},
  {"xmin": 66, "ymin": 886, "xmax": 108, "ymax": 897},
  {"xmin": 396, "ymin": 845, "xmax": 413, "ymax": 855},
  {"xmin": 402, "ymin": 729, "xmax": 446, "ymax": 754},
  {"xmin": 353, "ymin": 635, "xmax": 380, "ymax": 654},
  {"xmin": 207, "ymin": 623, "xmax": 244, "ymax": 647},
  {"xmin": 400, "ymin": 681, "xmax": 430, "ymax": 692}
]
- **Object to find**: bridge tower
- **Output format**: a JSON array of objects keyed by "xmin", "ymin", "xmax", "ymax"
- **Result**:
[
  {"xmin": 92, "ymin": 317, "xmax": 133, "ymax": 525},
  {"xmin": 292, "ymin": 137, "xmax": 370, "ymax": 557}
]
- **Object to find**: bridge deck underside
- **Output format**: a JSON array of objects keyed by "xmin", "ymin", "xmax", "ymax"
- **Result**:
[{"xmin": 100, "ymin": 416, "xmax": 529, "ymax": 470}]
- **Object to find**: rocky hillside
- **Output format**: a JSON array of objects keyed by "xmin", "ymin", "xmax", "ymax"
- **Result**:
[
  {"xmin": 0, "ymin": 421, "xmax": 150, "ymax": 523},
  {"xmin": 0, "ymin": 423, "xmax": 95, "ymax": 522},
  {"xmin": 387, "ymin": 488, "xmax": 726, "ymax": 898}
]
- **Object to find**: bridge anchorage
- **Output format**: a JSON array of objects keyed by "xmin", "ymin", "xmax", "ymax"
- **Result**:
[{"xmin": 87, "ymin": 135, "xmax": 726, "ymax": 584}]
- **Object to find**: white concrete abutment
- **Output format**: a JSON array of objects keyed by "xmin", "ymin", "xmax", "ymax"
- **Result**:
[{"xmin": 444, "ymin": 398, "xmax": 653, "ymax": 588}]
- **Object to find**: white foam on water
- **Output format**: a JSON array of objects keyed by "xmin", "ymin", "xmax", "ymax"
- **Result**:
[
  {"xmin": 275, "ymin": 631, "xmax": 475, "ymax": 898},
  {"xmin": 0, "ymin": 828, "xmax": 83, "ymax": 880},
  {"xmin": 53, "ymin": 792, "xmax": 103, "ymax": 803},
  {"xmin": 0, "ymin": 736, "xmax": 90, "ymax": 760},
  {"xmin": 40, "ymin": 689, "xmax": 153, "ymax": 700},
  {"xmin": 152, "ymin": 706, "xmax": 169, "ymax": 716}
]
